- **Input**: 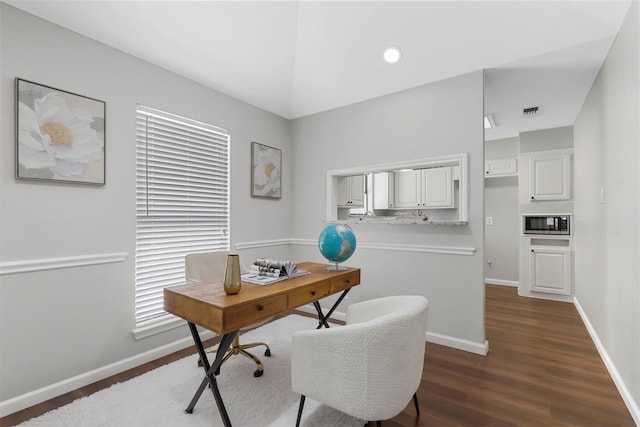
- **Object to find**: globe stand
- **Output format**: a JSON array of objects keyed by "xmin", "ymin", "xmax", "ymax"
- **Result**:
[{"xmin": 326, "ymin": 262, "xmax": 348, "ymax": 271}]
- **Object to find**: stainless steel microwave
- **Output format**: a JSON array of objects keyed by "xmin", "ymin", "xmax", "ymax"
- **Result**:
[{"xmin": 523, "ymin": 214, "xmax": 571, "ymax": 235}]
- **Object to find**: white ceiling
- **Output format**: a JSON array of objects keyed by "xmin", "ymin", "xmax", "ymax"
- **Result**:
[{"xmin": 5, "ymin": 1, "xmax": 633, "ymax": 140}]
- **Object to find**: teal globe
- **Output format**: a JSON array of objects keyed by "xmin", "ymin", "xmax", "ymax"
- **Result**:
[{"xmin": 318, "ymin": 224, "xmax": 357, "ymax": 265}]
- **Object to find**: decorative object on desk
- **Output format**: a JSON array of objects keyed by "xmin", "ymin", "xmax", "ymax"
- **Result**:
[
  {"xmin": 242, "ymin": 258, "xmax": 310, "ymax": 285},
  {"xmin": 251, "ymin": 142, "xmax": 281, "ymax": 199},
  {"xmin": 318, "ymin": 223, "xmax": 357, "ymax": 271},
  {"xmin": 15, "ymin": 78, "xmax": 105, "ymax": 185},
  {"xmin": 223, "ymin": 254, "xmax": 242, "ymax": 294}
]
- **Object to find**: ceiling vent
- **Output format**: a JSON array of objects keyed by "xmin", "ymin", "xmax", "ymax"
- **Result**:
[{"xmin": 523, "ymin": 106, "xmax": 542, "ymax": 117}]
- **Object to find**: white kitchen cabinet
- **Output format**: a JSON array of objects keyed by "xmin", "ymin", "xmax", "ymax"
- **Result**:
[
  {"xmin": 392, "ymin": 170, "xmax": 421, "ymax": 208},
  {"xmin": 529, "ymin": 246, "xmax": 571, "ymax": 295},
  {"xmin": 485, "ymin": 157, "xmax": 517, "ymax": 177},
  {"xmin": 373, "ymin": 172, "xmax": 392, "ymax": 209},
  {"xmin": 337, "ymin": 175, "xmax": 365, "ymax": 208},
  {"xmin": 528, "ymin": 153, "xmax": 570, "ymax": 201},
  {"xmin": 424, "ymin": 167, "xmax": 453, "ymax": 207},
  {"xmin": 393, "ymin": 167, "xmax": 453, "ymax": 209}
]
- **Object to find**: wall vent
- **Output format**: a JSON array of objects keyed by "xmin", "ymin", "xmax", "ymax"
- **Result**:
[{"xmin": 523, "ymin": 106, "xmax": 541, "ymax": 117}]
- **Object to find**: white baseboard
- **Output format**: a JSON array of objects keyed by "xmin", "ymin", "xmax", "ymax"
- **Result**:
[
  {"xmin": 573, "ymin": 297, "xmax": 640, "ymax": 426},
  {"xmin": 427, "ymin": 331, "xmax": 489, "ymax": 355},
  {"xmin": 0, "ymin": 330, "xmax": 214, "ymax": 418},
  {"xmin": 517, "ymin": 288, "xmax": 574, "ymax": 303},
  {"xmin": 297, "ymin": 304, "xmax": 489, "ymax": 356},
  {"xmin": 296, "ymin": 304, "xmax": 489, "ymax": 355},
  {"xmin": 485, "ymin": 278, "xmax": 519, "ymax": 287}
]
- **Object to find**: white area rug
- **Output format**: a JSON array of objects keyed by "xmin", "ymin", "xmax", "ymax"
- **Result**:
[{"xmin": 18, "ymin": 315, "xmax": 364, "ymax": 427}]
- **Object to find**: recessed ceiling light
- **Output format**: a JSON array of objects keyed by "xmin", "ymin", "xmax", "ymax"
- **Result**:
[{"xmin": 383, "ymin": 46, "xmax": 402, "ymax": 64}]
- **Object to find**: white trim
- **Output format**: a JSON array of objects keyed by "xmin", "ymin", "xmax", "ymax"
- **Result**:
[
  {"xmin": 298, "ymin": 304, "xmax": 490, "ymax": 355},
  {"xmin": 234, "ymin": 238, "xmax": 293, "ymax": 250},
  {"xmin": 0, "ymin": 329, "xmax": 214, "ymax": 418},
  {"xmin": 299, "ymin": 304, "xmax": 489, "ymax": 356},
  {"xmin": 0, "ymin": 252, "xmax": 128, "ymax": 276},
  {"xmin": 235, "ymin": 238, "xmax": 476, "ymax": 256},
  {"xmin": 427, "ymin": 331, "xmax": 489, "ymax": 355},
  {"xmin": 288, "ymin": 238, "xmax": 316, "ymax": 247},
  {"xmin": 485, "ymin": 278, "xmax": 519, "ymax": 287},
  {"xmin": 359, "ymin": 241, "xmax": 475, "ymax": 256},
  {"xmin": 573, "ymin": 297, "xmax": 640, "ymax": 425}
]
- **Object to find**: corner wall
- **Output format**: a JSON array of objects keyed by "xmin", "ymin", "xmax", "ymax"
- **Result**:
[
  {"xmin": 290, "ymin": 71, "xmax": 487, "ymax": 352},
  {"xmin": 0, "ymin": 4, "xmax": 292, "ymax": 408},
  {"xmin": 573, "ymin": 1, "xmax": 640, "ymax": 422}
]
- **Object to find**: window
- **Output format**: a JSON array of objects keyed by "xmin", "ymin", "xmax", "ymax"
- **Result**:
[{"xmin": 135, "ymin": 105, "xmax": 230, "ymax": 327}]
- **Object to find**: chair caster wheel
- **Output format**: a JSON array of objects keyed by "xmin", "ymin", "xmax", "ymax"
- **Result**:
[
  {"xmin": 254, "ymin": 369, "xmax": 264, "ymax": 377},
  {"xmin": 265, "ymin": 349, "xmax": 271, "ymax": 357},
  {"xmin": 185, "ymin": 409, "xmax": 194, "ymax": 414},
  {"xmin": 197, "ymin": 359, "xmax": 203, "ymax": 367}
]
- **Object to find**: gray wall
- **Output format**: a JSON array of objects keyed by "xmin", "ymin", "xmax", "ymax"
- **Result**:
[
  {"xmin": 519, "ymin": 125, "xmax": 573, "ymax": 152},
  {"xmin": 574, "ymin": 0, "xmax": 640, "ymax": 417},
  {"xmin": 484, "ymin": 137, "xmax": 519, "ymax": 284},
  {"xmin": 0, "ymin": 4, "xmax": 292, "ymax": 404},
  {"xmin": 0, "ymin": 4, "xmax": 488, "ymax": 411},
  {"xmin": 290, "ymin": 71, "xmax": 487, "ymax": 350}
]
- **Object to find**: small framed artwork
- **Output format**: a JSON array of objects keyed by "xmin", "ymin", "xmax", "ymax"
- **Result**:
[
  {"xmin": 251, "ymin": 142, "xmax": 281, "ymax": 199},
  {"xmin": 15, "ymin": 78, "xmax": 106, "ymax": 185}
]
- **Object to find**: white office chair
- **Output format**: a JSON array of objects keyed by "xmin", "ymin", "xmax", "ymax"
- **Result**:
[
  {"xmin": 291, "ymin": 295, "xmax": 429, "ymax": 426},
  {"xmin": 185, "ymin": 251, "xmax": 271, "ymax": 377}
]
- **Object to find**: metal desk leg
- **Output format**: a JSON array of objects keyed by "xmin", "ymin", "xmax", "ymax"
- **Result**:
[
  {"xmin": 185, "ymin": 322, "xmax": 238, "ymax": 427},
  {"xmin": 314, "ymin": 288, "xmax": 351, "ymax": 329}
]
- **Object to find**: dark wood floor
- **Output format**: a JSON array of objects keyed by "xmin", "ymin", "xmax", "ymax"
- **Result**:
[
  {"xmin": 2, "ymin": 285, "xmax": 635, "ymax": 426},
  {"xmin": 386, "ymin": 285, "xmax": 635, "ymax": 427}
]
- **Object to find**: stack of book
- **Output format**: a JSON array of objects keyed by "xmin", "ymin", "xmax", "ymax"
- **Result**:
[{"xmin": 241, "ymin": 258, "xmax": 309, "ymax": 285}]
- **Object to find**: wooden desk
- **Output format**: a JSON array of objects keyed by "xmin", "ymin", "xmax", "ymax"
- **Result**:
[{"xmin": 164, "ymin": 262, "xmax": 360, "ymax": 426}]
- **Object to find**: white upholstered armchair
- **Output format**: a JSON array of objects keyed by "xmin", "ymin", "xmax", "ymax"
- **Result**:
[{"xmin": 291, "ymin": 295, "xmax": 429, "ymax": 426}]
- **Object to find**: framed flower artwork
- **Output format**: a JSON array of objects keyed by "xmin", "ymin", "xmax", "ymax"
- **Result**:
[
  {"xmin": 15, "ymin": 78, "xmax": 106, "ymax": 185},
  {"xmin": 251, "ymin": 142, "xmax": 281, "ymax": 199}
]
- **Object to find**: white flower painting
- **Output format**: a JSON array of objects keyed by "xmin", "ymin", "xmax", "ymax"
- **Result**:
[
  {"xmin": 251, "ymin": 142, "xmax": 281, "ymax": 198},
  {"xmin": 16, "ymin": 79, "xmax": 105, "ymax": 184}
]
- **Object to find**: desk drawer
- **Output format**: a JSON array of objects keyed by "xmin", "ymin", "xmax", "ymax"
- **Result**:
[
  {"xmin": 289, "ymin": 282, "xmax": 330, "ymax": 307},
  {"xmin": 330, "ymin": 270, "xmax": 360, "ymax": 293},
  {"xmin": 224, "ymin": 294, "xmax": 287, "ymax": 331}
]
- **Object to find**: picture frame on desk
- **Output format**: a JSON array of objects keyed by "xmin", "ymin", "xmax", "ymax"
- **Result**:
[{"xmin": 251, "ymin": 142, "xmax": 281, "ymax": 199}]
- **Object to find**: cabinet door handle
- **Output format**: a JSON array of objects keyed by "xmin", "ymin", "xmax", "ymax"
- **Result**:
[
  {"xmin": 531, "ymin": 196, "xmax": 535, "ymax": 200},
  {"xmin": 531, "ymin": 249, "xmax": 535, "ymax": 253},
  {"xmin": 257, "ymin": 305, "xmax": 265, "ymax": 311},
  {"xmin": 310, "ymin": 291, "xmax": 316, "ymax": 296}
]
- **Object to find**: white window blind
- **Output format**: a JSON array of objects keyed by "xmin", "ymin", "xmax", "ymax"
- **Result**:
[{"xmin": 135, "ymin": 105, "xmax": 230, "ymax": 325}]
